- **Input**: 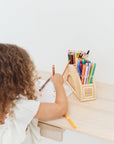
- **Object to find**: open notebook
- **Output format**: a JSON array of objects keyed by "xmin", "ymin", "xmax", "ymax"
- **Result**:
[{"xmin": 35, "ymin": 79, "xmax": 73, "ymax": 103}]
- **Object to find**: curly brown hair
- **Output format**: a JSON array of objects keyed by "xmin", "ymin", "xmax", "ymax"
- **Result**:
[{"xmin": 0, "ymin": 44, "xmax": 38, "ymax": 124}]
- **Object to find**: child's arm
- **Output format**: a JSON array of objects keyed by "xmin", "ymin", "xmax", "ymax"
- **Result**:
[{"xmin": 34, "ymin": 73, "xmax": 68, "ymax": 120}]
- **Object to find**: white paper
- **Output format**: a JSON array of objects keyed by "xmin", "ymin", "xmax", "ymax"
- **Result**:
[{"xmin": 35, "ymin": 79, "xmax": 73, "ymax": 103}]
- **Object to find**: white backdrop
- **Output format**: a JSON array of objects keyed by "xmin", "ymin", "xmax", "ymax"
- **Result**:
[
  {"xmin": 0, "ymin": 1, "xmax": 113, "ymax": 144},
  {"xmin": 0, "ymin": 0, "xmax": 114, "ymax": 85}
]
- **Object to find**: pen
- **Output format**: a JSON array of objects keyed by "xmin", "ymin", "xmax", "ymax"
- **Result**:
[
  {"xmin": 86, "ymin": 63, "xmax": 92, "ymax": 84},
  {"xmin": 81, "ymin": 64, "xmax": 86, "ymax": 84},
  {"xmin": 87, "ymin": 50, "xmax": 90, "ymax": 55},
  {"xmin": 84, "ymin": 64, "xmax": 88, "ymax": 84},
  {"xmin": 84, "ymin": 59, "xmax": 87, "ymax": 64},
  {"xmin": 77, "ymin": 63, "xmax": 82, "ymax": 77},
  {"xmin": 82, "ymin": 59, "xmax": 85, "ymax": 65},
  {"xmin": 88, "ymin": 63, "xmax": 94, "ymax": 84},
  {"xmin": 90, "ymin": 63, "xmax": 96, "ymax": 83},
  {"xmin": 80, "ymin": 63, "xmax": 82, "ymax": 72}
]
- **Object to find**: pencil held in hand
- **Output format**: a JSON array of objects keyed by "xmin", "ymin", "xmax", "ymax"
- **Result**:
[
  {"xmin": 39, "ymin": 64, "xmax": 55, "ymax": 91},
  {"xmin": 52, "ymin": 65, "xmax": 55, "ymax": 75},
  {"xmin": 39, "ymin": 78, "xmax": 50, "ymax": 91},
  {"xmin": 34, "ymin": 86, "xmax": 42, "ymax": 96},
  {"xmin": 39, "ymin": 60, "xmax": 70, "ymax": 91}
]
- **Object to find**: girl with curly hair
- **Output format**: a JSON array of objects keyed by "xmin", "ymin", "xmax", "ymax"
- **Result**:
[{"xmin": 0, "ymin": 44, "xmax": 68, "ymax": 144}]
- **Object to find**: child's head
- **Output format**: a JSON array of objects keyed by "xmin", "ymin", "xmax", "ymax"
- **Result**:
[{"xmin": 0, "ymin": 43, "xmax": 37, "ymax": 123}]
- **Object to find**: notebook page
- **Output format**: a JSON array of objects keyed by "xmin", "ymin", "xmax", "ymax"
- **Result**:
[{"xmin": 35, "ymin": 79, "xmax": 73, "ymax": 103}]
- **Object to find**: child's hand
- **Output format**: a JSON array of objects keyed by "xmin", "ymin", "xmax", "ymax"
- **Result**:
[
  {"xmin": 51, "ymin": 73, "xmax": 64, "ymax": 87},
  {"xmin": 35, "ymin": 73, "xmax": 68, "ymax": 120}
]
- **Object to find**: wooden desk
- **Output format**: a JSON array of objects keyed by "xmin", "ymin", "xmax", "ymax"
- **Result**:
[{"xmin": 38, "ymin": 71, "xmax": 114, "ymax": 143}]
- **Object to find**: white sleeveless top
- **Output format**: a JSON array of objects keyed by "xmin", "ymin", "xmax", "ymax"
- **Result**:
[{"xmin": 0, "ymin": 96, "xmax": 41, "ymax": 144}]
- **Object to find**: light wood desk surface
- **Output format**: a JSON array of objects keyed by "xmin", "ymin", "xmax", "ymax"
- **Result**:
[{"xmin": 38, "ymin": 71, "xmax": 114, "ymax": 143}]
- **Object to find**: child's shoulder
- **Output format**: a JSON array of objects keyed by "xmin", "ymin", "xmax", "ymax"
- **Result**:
[
  {"xmin": 0, "ymin": 95, "xmax": 40, "ymax": 144},
  {"xmin": 13, "ymin": 94, "xmax": 40, "ymax": 124}
]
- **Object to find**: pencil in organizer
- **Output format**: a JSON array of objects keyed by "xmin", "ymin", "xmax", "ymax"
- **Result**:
[
  {"xmin": 88, "ymin": 63, "xmax": 96, "ymax": 84},
  {"xmin": 68, "ymin": 51, "xmax": 70, "ymax": 62},
  {"xmin": 69, "ymin": 51, "xmax": 75, "ymax": 64},
  {"xmin": 77, "ymin": 63, "xmax": 81, "ymax": 77},
  {"xmin": 90, "ymin": 63, "xmax": 96, "ymax": 83},
  {"xmin": 69, "ymin": 52, "xmax": 72, "ymax": 64},
  {"xmin": 84, "ymin": 64, "xmax": 88, "ymax": 84},
  {"xmin": 81, "ymin": 64, "xmax": 86, "ymax": 84},
  {"xmin": 71, "ymin": 53, "xmax": 73, "ymax": 64},
  {"xmin": 73, "ymin": 52, "xmax": 75, "ymax": 64},
  {"xmin": 88, "ymin": 63, "xmax": 94, "ymax": 84}
]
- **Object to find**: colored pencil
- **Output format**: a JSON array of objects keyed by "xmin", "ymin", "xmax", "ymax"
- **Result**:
[
  {"xmin": 71, "ymin": 53, "xmax": 73, "ymax": 64},
  {"xmin": 39, "ymin": 78, "xmax": 50, "ymax": 91},
  {"xmin": 77, "ymin": 63, "xmax": 82, "ymax": 77},
  {"xmin": 80, "ymin": 63, "xmax": 82, "ymax": 72},
  {"xmin": 65, "ymin": 114, "xmax": 77, "ymax": 129},
  {"xmin": 34, "ymin": 85, "xmax": 42, "ymax": 96},
  {"xmin": 73, "ymin": 52, "xmax": 75, "ymax": 64},
  {"xmin": 52, "ymin": 65, "xmax": 55, "ymax": 75},
  {"xmin": 88, "ymin": 64, "xmax": 94, "ymax": 84},
  {"xmin": 68, "ymin": 51, "xmax": 70, "ymax": 62},
  {"xmin": 39, "ymin": 60, "xmax": 70, "ymax": 91},
  {"xmin": 90, "ymin": 63, "xmax": 96, "ymax": 83},
  {"xmin": 86, "ymin": 63, "xmax": 92, "ymax": 84},
  {"xmin": 81, "ymin": 64, "xmax": 86, "ymax": 84},
  {"xmin": 84, "ymin": 64, "xmax": 88, "ymax": 84},
  {"xmin": 69, "ymin": 52, "xmax": 72, "ymax": 64}
]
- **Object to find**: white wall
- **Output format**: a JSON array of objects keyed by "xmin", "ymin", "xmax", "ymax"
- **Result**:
[
  {"xmin": 35, "ymin": 0, "xmax": 114, "ymax": 85},
  {"xmin": 0, "ymin": 0, "xmax": 114, "ymax": 85},
  {"xmin": 0, "ymin": 1, "xmax": 113, "ymax": 144}
]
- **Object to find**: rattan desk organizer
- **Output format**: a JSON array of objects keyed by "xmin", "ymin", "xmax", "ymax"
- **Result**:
[{"xmin": 64, "ymin": 64, "xmax": 96, "ymax": 102}]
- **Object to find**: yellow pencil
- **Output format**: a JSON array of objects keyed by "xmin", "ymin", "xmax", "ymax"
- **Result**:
[
  {"xmin": 65, "ymin": 114, "xmax": 77, "ymax": 129},
  {"xmin": 53, "ymin": 63, "xmax": 76, "ymax": 129}
]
